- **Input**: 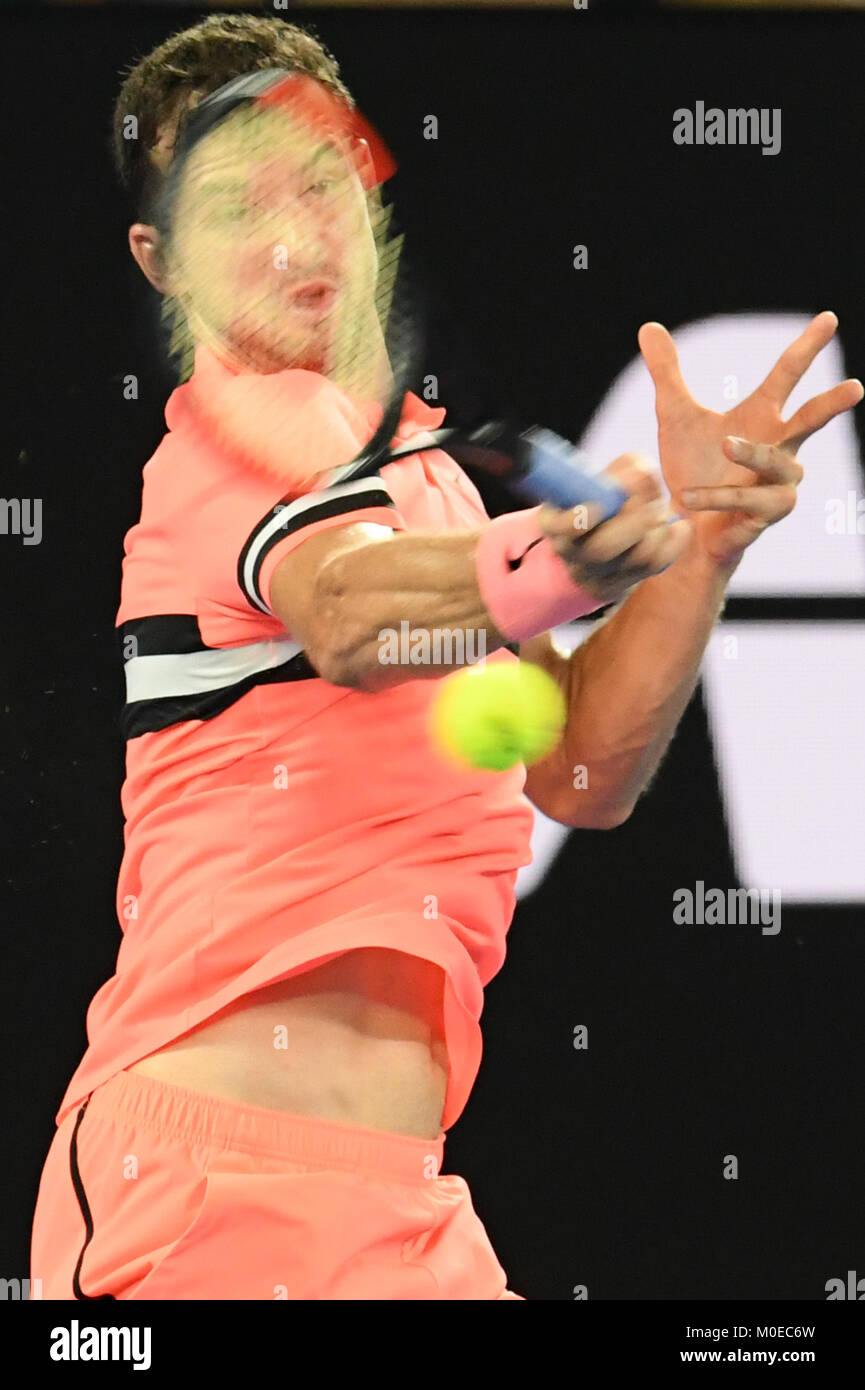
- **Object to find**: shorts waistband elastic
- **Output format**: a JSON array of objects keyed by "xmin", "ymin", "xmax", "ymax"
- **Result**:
[{"xmin": 87, "ymin": 1070, "xmax": 445, "ymax": 1182}]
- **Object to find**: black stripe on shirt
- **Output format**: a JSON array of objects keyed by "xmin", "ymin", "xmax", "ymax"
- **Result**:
[
  {"xmin": 116, "ymin": 615, "xmax": 520, "ymax": 740},
  {"xmin": 120, "ymin": 647, "xmax": 320, "ymax": 739},
  {"xmin": 237, "ymin": 481, "xmax": 396, "ymax": 614}
]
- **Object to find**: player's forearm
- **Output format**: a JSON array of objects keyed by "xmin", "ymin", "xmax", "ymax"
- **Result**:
[
  {"xmin": 545, "ymin": 534, "xmax": 739, "ymax": 827},
  {"xmin": 310, "ymin": 530, "xmax": 507, "ymax": 691}
]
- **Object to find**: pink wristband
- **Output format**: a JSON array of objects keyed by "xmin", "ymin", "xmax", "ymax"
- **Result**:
[{"xmin": 475, "ymin": 506, "xmax": 605, "ymax": 643}]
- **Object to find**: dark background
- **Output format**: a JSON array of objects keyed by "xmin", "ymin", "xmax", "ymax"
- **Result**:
[{"xmin": 1, "ymin": 4, "xmax": 863, "ymax": 1301}]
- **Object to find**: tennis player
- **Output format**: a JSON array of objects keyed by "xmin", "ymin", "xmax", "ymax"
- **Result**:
[{"xmin": 30, "ymin": 15, "xmax": 861, "ymax": 1301}]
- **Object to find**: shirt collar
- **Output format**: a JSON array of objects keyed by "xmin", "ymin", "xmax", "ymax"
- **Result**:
[
  {"xmin": 391, "ymin": 391, "xmax": 446, "ymax": 440},
  {"xmin": 165, "ymin": 345, "xmax": 447, "ymax": 448}
]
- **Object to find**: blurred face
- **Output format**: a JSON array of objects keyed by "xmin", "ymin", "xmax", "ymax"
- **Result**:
[{"xmin": 163, "ymin": 103, "xmax": 380, "ymax": 376}]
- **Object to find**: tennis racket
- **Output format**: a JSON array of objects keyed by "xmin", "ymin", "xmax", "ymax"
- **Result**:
[{"xmin": 154, "ymin": 67, "xmax": 641, "ymax": 525}]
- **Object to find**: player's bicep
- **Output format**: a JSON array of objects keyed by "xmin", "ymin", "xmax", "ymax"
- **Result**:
[{"xmin": 269, "ymin": 521, "xmax": 393, "ymax": 654}]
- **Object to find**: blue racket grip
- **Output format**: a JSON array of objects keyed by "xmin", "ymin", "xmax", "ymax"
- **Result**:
[
  {"xmin": 515, "ymin": 426, "xmax": 679, "ymax": 526},
  {"xmin": 513, "ymin": 427, "xmax": 628, "ymax": 519}
]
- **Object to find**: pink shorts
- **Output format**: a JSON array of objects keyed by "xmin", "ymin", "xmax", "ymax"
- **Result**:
[{"xmin": 30, "ymin": 1069, "xmax": 524, "ymax": 1300}]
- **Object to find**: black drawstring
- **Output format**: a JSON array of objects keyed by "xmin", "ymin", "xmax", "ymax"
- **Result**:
[{"xmin": 69, "ymin": 1096, "xmax": 115, "ymax": 1300}]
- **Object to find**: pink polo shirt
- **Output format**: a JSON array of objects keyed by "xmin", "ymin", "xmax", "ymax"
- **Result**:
[{"xmin": 57, "ymin": 347, "xmax": 535, "ymax": 1132}]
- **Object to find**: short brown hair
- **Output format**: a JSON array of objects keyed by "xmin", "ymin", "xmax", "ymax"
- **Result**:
[{"xmin": 112, "ymin": 13, "xmax": 355, "ymax": 223}]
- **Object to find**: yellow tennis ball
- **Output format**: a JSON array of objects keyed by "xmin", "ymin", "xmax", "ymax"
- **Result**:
[{"xmin": 429, "ymin": 660, "xmax": 567, "ymax": 772}]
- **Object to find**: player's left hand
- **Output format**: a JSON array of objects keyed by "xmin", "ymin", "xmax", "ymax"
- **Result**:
[{"xmin": 637, "ymin": 311, "xmax": 864, "ymax": 568}]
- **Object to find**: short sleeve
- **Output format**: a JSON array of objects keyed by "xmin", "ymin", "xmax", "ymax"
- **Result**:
[{"xmin": 191, "ymin": 466, "xmax": 407, "ymax": 647}]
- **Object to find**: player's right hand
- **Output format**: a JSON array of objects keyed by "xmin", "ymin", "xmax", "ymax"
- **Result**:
[{"xmin": 536, "ymin": 452, "xmax": 693, "ymax": 605}]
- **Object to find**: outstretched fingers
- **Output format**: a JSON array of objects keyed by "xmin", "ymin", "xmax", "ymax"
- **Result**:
[
  {"xmin": 782, "ymin": 378, "xmax": 864, "ymax": 451},
  {"xmin": 753, "ymin": 310, "xmax": 839, "ymax": 411}
]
